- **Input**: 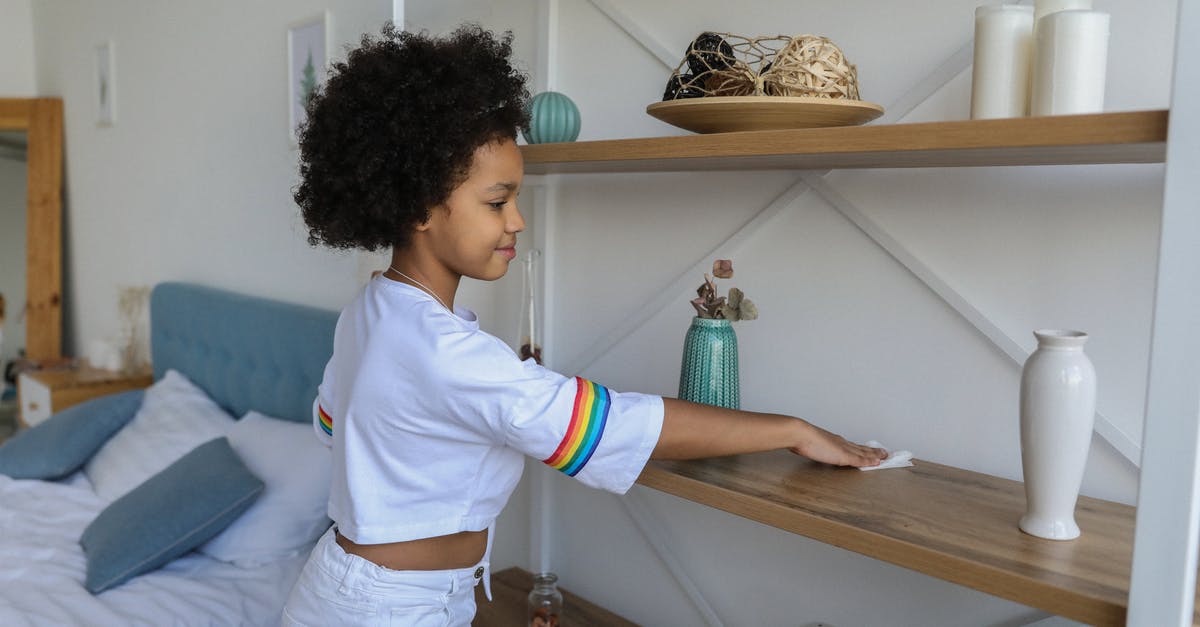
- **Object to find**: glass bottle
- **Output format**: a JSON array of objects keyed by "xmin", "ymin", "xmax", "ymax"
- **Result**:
[
  {"xmin": 518, "ymin": 249, "xmax": 543, "ymax": 365},
  {"xmin": 527, "ymin": 572, "xmax": 563, "ymax": 627}
]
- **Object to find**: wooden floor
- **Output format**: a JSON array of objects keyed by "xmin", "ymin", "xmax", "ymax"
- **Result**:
[{"xmin": 473, "ymin": 568, "xmax": 638, "ymax": 626}]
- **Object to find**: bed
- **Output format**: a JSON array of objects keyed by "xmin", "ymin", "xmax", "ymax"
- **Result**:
[{"xmin": 0, "ymin": 282, "xmax": 339, "ymax": 626}]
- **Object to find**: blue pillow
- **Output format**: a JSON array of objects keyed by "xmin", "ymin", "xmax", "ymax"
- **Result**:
[
  {"xmin": 80, "ymin": 437, "xmax": 264, "ymax": 593},
  {"xmin": 0, "ymin": 389, "xmax": 144, "ymax": 480}
]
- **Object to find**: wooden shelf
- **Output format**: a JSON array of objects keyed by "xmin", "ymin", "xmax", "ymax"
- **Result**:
[
  {"xmin": 638, "ymin": 451, "xmax": 1200, "ymax": 626},
  {"xmin": 521, "ymin": 110, "xmax": 1167, "ymax": 173},
  {"xmin": 473, "ymin": 567, "xmax": 638, "ymax": 626}
]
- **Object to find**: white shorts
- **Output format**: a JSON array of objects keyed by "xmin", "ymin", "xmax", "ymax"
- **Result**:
[{"xmin": 281, "ymin": 528, "xmax": 486, "ymax": 626}]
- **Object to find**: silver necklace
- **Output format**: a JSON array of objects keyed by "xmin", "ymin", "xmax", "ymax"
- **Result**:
[{"xmin": 387, "ymin": 266, "xmax": 451, "ymax": 311}]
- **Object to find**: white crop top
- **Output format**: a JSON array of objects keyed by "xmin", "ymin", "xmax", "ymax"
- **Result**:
[{"xmin": 313, "ymin": 276, "xmax": 664, "ymax": 546}]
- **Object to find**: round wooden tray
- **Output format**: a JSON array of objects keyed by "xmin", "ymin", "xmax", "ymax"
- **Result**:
[{"xmin": 646, "ymin": 96, "xmax": 885, "ymax": 134}]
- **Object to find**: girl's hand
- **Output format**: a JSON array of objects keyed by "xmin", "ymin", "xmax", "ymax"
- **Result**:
[
  {"xmin": 654, "ymin": 397, "xmax": 890, "ymax": 464},
  {"xmin": 789, "ymin": 423, "xmax": 888, "ymax": 468}
]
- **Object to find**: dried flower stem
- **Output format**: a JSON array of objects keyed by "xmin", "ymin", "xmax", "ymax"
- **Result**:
[{"xmin": 690, "ymin": 259, "xmax": 758, "ymax": 321}]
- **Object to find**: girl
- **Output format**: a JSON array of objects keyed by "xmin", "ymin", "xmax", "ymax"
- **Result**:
[{"xmin": 281, "ymin": 23, "xmax": 885, "ymax": 627}]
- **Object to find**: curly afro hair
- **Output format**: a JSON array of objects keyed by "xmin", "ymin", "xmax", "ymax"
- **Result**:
[{"xmin": 295, "ymin": 23, "xmax": 530, "ymax": 251}]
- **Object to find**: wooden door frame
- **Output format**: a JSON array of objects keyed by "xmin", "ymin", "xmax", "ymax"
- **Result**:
[{"xmin": 0, "ymin": 98, "xmax": 63, "ymax": 361}]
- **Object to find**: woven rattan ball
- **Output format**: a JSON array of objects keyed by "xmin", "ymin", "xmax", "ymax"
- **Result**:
[{"xmin": 762, "ymin": 35, "xmax": 860, "ymax": 99}]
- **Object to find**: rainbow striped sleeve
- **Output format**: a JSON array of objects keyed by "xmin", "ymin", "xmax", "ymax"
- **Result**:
[
  {"xmin": 317, "ymin": 404, "xmax": 333, "ymax": 436},
  {"xmin": 542, "ymin": 377, "xmax": 611, "ymax": 477}
]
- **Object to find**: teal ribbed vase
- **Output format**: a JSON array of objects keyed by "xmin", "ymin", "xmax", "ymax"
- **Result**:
[
  {"xmin": 678, "ymin": 317, "xmax": 740, "ymax": 409},
  {"xmin": 522, "ymin": 91, "xmax": 581, "ymax": 144}
]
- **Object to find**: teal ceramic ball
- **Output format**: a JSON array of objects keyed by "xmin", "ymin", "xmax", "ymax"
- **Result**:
[{"xmin": 523, "ymin": 91, "xmax": 581, "ymax": 144}]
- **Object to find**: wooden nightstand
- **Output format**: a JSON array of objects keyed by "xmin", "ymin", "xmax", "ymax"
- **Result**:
[{"xmin": 17, "ymin": 367, "xmax": 153, "ymax": 428}]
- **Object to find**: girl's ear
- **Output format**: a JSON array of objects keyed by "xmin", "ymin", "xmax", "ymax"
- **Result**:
[
  {"xmin": 414, "ymin": 206, "xmax": 437, "ymax": 232},
  {"xmin": 415, "ymin": 204, "xmax": 449, "ymax": 232}
]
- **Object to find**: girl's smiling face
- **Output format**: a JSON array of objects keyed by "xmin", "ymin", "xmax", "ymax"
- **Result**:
[{"xmin": 419, "ymin": 138, "xmax": 525, "ymax": 282}]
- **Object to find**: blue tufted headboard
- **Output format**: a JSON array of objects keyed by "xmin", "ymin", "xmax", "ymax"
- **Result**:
[{"xmin": 149, "ymin": 282, "xmax": 339, "ymax": 423}]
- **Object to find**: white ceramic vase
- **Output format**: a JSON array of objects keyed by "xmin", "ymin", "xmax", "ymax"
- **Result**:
[{"xmin": 1019, "ymin": 329, "xmax": 1097, "ymax": 540}]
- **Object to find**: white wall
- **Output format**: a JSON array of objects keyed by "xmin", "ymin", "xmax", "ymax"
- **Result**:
[
  {"xmin": 0, "ymin": 0, "xmax": 37, "ymax": 95},
  {"xmin": 29, "ymin": 0, "xmax": 392, "ymax": 349},
  {"xmin": 26, "ymin": 0, "xmax": 1178, "ymax": 624}
]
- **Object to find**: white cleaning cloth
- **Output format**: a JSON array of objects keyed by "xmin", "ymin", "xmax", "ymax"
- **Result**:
[{"xmin": 858, "ymin": 440, "xmax": 914, "ymax": 471}]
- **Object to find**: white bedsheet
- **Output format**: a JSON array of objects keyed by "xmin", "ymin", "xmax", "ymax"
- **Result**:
[{"xmin": 0, "ymin": 473, "xmax": 309, "ymax": 627}]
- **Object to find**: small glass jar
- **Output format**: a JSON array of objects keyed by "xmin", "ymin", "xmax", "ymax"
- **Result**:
[{"xmin": 527, "ymin": 572, "xmax": 563, "ymax": 627}]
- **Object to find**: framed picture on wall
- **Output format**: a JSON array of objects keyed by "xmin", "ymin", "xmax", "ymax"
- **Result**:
[
  {"xmin": 95, "ymin": 41, "xmax": 116, "ymax": 126},
  {"xmin": 287, "ymin": 11, "xmax": 331, "ymax": 145}
]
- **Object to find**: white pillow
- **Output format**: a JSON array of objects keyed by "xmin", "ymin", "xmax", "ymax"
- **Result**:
[
  {"xmin": 199, "ymin": 410, "xmax": 332, "ymax": 566},
  {"xmin": 84, "ymin": 369, "xmax": 235, "ymax": 502}
]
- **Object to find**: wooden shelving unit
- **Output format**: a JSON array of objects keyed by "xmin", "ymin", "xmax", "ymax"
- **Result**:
[
  {"xmin": 521, "ymin": 110, "xmax": 1167, "ymax": 173},
  {"xmin": 638, "ymin": 452, "xmax": 1200, "ymax": 626},
  {"xmin": 525, "ymin": 105, "xmax": 1196, "ymax": 622}
]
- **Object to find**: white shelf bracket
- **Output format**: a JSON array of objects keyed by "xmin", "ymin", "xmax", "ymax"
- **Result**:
[
  {"xmin": 536, "ymin": 0, "xmax": 560, "ymax": 93},
  {"xmin": 528, "ymin": 176, "xmax": 560, "ymax": 574},
  {"xmin": 562, "ymin": 178, "xmax": 812, "ymax": 375},
  {"xmin": 799, "ymin": 172, "xmax": 1142, "ymax": 466},
  {"xmin": 529, "ymin": 0, "xmax": 560, "ymax": 574},
  {"xmin": 1127, "ymin": 0, "xmax": 1200, "ymax": 624}
]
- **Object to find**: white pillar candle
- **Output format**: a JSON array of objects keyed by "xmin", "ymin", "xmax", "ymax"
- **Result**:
[
  {"xmin": 1030, "ymin": 10, "xmax": 1110, "ymax": 116},
  {"xmin": 971, "ymin": 5, "xmax": 1034, "ymax": 119},
  {"xmin": 1034, "ymin": 0, "xmax": 1094, "ymax": 34},
  {"xmin": 1031, "ymin": 0, "xmax": 1094, "ymax": 89}
]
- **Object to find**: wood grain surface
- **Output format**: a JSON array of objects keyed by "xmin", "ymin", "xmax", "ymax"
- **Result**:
[
  {"xmin": 638, "ymin": 452, "xmax": 1200, "ymax": 626},
  {"xmin": 521, "ymin": 109, "xmax": 1166, "ymax": 173},
  {"xmin": 645, "ymin": 96, "xmax": 885, "ymax": 133}
]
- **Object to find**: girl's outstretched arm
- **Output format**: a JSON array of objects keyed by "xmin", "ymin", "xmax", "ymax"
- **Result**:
[{"xmin": 652, "ymin": 397, "xmax": 887, "ymax": 468}]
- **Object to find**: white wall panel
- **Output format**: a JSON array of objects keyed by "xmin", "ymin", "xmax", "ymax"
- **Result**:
[{"xmin": 0, "ymin": 0, "xmax": 36, "ymax": 94}]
